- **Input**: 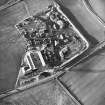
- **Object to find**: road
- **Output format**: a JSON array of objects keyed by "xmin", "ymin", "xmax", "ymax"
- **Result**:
[
  {"xmin": 0, "ymin": 1, "xmax": 27, "ymax": 94},
  {"xmin": 0, "ymin": 0, "xmax": 105, "ymax": 105},
  {"xmin": 0, "ymin": 80, "xmax": 78, "ymax": 105}
]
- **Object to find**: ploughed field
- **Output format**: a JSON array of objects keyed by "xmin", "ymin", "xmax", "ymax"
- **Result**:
[{"xmin": 0, "ymin": 0, "xmax": 105, "ymax": 105}]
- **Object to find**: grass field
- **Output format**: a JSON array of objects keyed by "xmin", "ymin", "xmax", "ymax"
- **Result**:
[{"xmin": 0, "ymin": 0, "xmax": 105, "ymax": 105}]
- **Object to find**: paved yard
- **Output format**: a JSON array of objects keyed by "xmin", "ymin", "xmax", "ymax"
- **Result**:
[{"xmin": 0, "ymin": 0, "xmax": 105, "ymax": 105}]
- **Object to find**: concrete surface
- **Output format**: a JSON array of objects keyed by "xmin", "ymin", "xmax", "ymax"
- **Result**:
[
  {"xmin": 0, "ymin": 0, "xmax": 105, "ymax": 105},
  {"xmin": 58, "ymin": 1, "xmax": 105, "ymax": 105}
]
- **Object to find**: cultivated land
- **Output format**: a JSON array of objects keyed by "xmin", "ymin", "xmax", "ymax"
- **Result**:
[
  {"xmin": 0, "ymin": 0, "xmax": 105, "ymax": 105},
  {"xmin": 0, "ymin": 80, "xmax": 78, "ymax": 105}
]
